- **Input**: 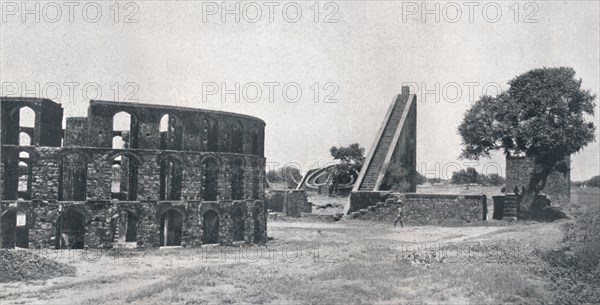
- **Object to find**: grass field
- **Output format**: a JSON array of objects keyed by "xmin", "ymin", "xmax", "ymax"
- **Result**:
[{"xmin": 0, "ymin": 188, "xmax": 598, "ymax": 304}]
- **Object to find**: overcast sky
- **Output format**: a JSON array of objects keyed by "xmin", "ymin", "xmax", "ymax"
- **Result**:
[{"xmin": 1, "ymin": 1, "xmax": 599, "ymax": 180}]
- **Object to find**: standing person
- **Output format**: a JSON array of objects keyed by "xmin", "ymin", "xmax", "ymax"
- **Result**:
[
  {"xmin": 513, "ymin": 186, "xmax": 520, "ymax": 196},
  {"xmin": 394, "ymin": 201, "xmax": 404, "ymax": 228}
]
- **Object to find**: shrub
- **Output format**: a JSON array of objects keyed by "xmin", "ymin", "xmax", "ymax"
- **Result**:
[{"xmin": 0, "ymin": 249, "xmax": 76, "ymax": 282}]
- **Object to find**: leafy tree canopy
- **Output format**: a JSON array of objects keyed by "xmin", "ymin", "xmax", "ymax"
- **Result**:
[
  {"xmin": 458, "ymin": 67, "xmax": 596, "ymax": 208},
  {"xmin": 459, "ymin": 67, "xmax": 596, "ymax": 167},
  {"xmin": 330, "ymin": 143, "xmax": 365, "ymax": 166}
]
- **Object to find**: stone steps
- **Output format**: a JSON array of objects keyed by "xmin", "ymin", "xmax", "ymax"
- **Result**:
[{"xmin": 358, "ymin": 100, "xmax": 406, "ymax": 191}]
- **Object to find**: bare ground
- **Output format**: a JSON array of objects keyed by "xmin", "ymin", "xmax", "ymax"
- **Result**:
[{"xmin": 0, "ymin": 218, "xmax": 569, "ymax": 305}]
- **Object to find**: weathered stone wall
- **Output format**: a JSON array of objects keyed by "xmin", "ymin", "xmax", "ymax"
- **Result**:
[
  {"xmin": 346, "ymin": 191, "xmax": 392, "ymax": 214},
  {"xmin": 2, "ymin": 147, "xmax": 265, "ymax": 202},
  {"xmin": 1, "ymin": 97, "xmax": 268, "ymax": 249},
  {"xmin": 348, "ymin": 193, "xmax": 487, "ymax": 225},
  {"xmin": 0, "ymin": 97, "xmax": 63, "ymax": 147},
  {"xmin": 64, "ymin": 117, "xmax": 88, "ymax": 147},
  {"xmin": 505, "ymin": 156, "xmax": 570, "ymax": 206},
  {"xmin": 85, "ymin": 100, "xmax": 265, "ymax": 155},
  {"xmin": 0, "ymin": 199, "xmax": 266, "ymax": 248},
  {"xmin": 266, "ymin": 190, "xmax": 311, "ymax": 217}
]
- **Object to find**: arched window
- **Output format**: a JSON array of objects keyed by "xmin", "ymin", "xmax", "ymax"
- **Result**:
[
  {"xmin": 17, "ymin": 161, "xmax": 31, "ymax": 199},
  {"xmin": 231, "ymin": 208, "xmax": 245, "ymax": 242},
  {"xmin": 112, "ymin": 135, "xmax": 125, "ymax": 149},
  {"xmin": 19, "ymin": 107, "xmax": 35, "ymax": 128},
  {"xmin": 18, "ymin": 107, "xmax": 35, "ymax": 145},
  {"xmin": 111, "ymin": 155, "xmax": 139, "ymax": 201},
  {"xmin": 3, "ymin": 152, "xmax": 30, "ymax": 200},
  {"xmin": 55, "ymin": 209, "xmax": 85, "ymax": 249},
  {"xmin": 202, "ymin": 158, "xmax": 219, "ymax": 201},
  {"xmin": 113, "ymin": 112, "xmax": 138, "ymax": 149},
  {"xmin": 119, "ymin": 211, "xmax": 137, "ymax": 243},
  {"xmin": 19, "ymin": 132, "xmax": 31, "ymax": 146},
  {"xmin": 5, "ymin": 107, "xmax": 35, "ymax": 145},
  {"xmin": 231, "ymin": 159, "xmax": 244, "ymax": 200},
  {"xmin": 159, "ymin": 114, "xmax": 183, "ymax": 150},
  {"xmin": 59, "ymin": 153, "xmax": 88, "ymax": 201},
  {"xmin": 1, "ymin": 210, "xmax": 28, "ymax": 248},
  {"xmin": 160, "ymin": 209, "xmax": 182, "ymax": 246},
  {"xmin": 202, "ymin": 210, "xmax": 219, "ymax": 244},
  {"xmin": 160, "ymin": 157, "xmax": 182, "ymax": 201},
  {"xmin": 204, "ymin": 119, "xmax": 218, "ymax": 152},
  {"xmin": 231, "ymin": 121, "xmax": 243, "ymax": 153}
]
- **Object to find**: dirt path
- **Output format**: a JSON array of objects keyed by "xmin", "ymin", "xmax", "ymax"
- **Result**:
[{"xmin": 0, "ymin": 219, "xmax": 568, "ymax": 305}]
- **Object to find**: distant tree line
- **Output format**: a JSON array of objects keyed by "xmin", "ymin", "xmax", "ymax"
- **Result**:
[
  {"xmin": 572, "ymin": 175, "xmax": 600, "ymax": 188},
  {"xmin": 450, "ymin": 167, "xmax": 505, "ymax": 186}
]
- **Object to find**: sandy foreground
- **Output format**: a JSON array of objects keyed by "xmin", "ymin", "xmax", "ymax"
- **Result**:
[{"xmin": 0, "ymin": 216, "xmax": 567, "ymax": 305}]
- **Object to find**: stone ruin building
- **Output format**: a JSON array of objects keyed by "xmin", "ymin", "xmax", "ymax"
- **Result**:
[
  {"xmin": 345, "ymin": 87, "xmax": 488, "ymax": 224},
  {"xmin": 493, "ymin": 155, "xmax": 570, "ymax": 220},
  {"xmin": 0, "ymin": 97, "xmax": 267, "ymax": 249}
]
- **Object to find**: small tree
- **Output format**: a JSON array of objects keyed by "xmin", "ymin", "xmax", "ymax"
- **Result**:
[
  {"xmin": 381, "ymin": 163, "xmax": 412, "ymax": 191},
  {"xmin": 587, "ymin": 175, "xmax": 600, "ymax": 188},
  {"xmin": 451, "ymin": 167, "xmax": 479, "ymax": 185},
  {"xmin": 459, "ymin": 67, "xmax": 596, "ymax": 209},
  {"xmin": 485, "ymin": 173, "xmax": 506, "ymax": 186},
  {"xmin": 415, "ymin": 172, "xmax": 427, "ymax": 185},
  {"xmin": 330, "ymin": 143, "xmax": 365, "ymax": 195},
  {"xmin": 266, "ymin": 166, "xmax": 302, "ymax": 189}
]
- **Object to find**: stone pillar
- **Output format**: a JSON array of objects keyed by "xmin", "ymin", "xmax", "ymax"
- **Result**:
[{"xmin": 503, "ymin": 195, "xmax": 518, "ymax": 221}]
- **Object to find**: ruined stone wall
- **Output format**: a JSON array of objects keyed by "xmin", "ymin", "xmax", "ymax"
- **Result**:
[
  {"xmin": 64, "ymin": 117, "xmax": 88, "ymax": 147},
  {"xmin": 85, "ymin": 100, "xmax": 265, "ymax": 155},
  {"xmin": 347, "ymin": 191, "xmax": 391, "ymax": 214},
  {"xmin": 265, "ymin": 190, "xmax": 311, "ymax": 217},
  {"xmin": 1, "ymin": 97, "xmax": 267, "ymax": 248},
  {"xmin": 348, "ymin": 192, "xmax": 487, "ymax": 225},
  {"xmin": 0, "ymin": 199, "xmax": 266, "ymax": 249},
  {"xmin": 505, "ymin": 156, "xmax": 570, "ymax": 206}
]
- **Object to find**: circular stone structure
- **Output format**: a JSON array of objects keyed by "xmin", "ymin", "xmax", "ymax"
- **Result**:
[{"xmin": 0, "ymin": 97, "xmax": 267, "ymax": 249}]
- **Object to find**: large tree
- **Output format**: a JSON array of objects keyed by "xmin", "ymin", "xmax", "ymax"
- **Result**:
[{"xmin": 458, "ymin": 67, "xmax": 596, "ymax": 209}]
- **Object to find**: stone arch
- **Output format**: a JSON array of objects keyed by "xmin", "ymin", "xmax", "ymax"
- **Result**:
[
  {"xmin": 231, "ymin": 120, "xmax": 244, "ymax": 153},
  {"xmin": 58, "ymin": 152, "xmax": 88, "ymax": 201},
  {"xmin": 230, "ymin": 158, "xmax": 245, "ymax": 201},
  {"xmin": 57, "ymin": 149, "xmax": 92, "ymax": 164},
  {"xmin": 5, "ymin": 106, "xmax": 37, "ymax": 145},
  {"xmin": 200, "ymin": 154, "xmax": 221, "ymax": 167},
  {"xmin": 118, "ymin": 210, "xmax": 138, "ymax": 243},
  {"xmin": 55, "ymin": 208, "xmax": 86, "ymax": 249},
  {"xmin": 16, "ymin": 106, "xmax": 36, "ymax": 128},
  {"xmin": 17, "ymin": 159, "xmax": 31, "ymax": 200},
  {"xmin": 108, "ymin": 151, "xmax": 143, "ymax": 165},
  {"xmin": 159, "ymin": 113, "xmax": 184, "ymax": 150},
  {"xmin": 201, "ymin": 209, "xmax": 220, "ymax": 244},
  {"xmin": 202, "ymin": 156, "xmax": 220, "ymax": 201},
  {"xmin": 2, "ymin": 150, "xmax": 37, "ymax": 200},
  {"xmin": 160, "ymin": 209, "xmax": 183, "ymax": 246},
  {"xmin": 19, "ymin": 132, "xmax": 31, "ymax": 146},
  {"xmin": 159, "ymin": 155, "xmax": 183, "ymax": 201},
  {"xmin": 109, "ymin": 153, "xmax": 141, "ymax": 201},
  {"xmin": 231, "ymin": 207, "xmax": 245, "ymax": 242},
  {"xmin": 112, "ymin": 111, "xmax": 139, "ymax": 149},
  {"xmin": 1, "ymin": 208, "xmax": 29, "ymax": 249}
]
